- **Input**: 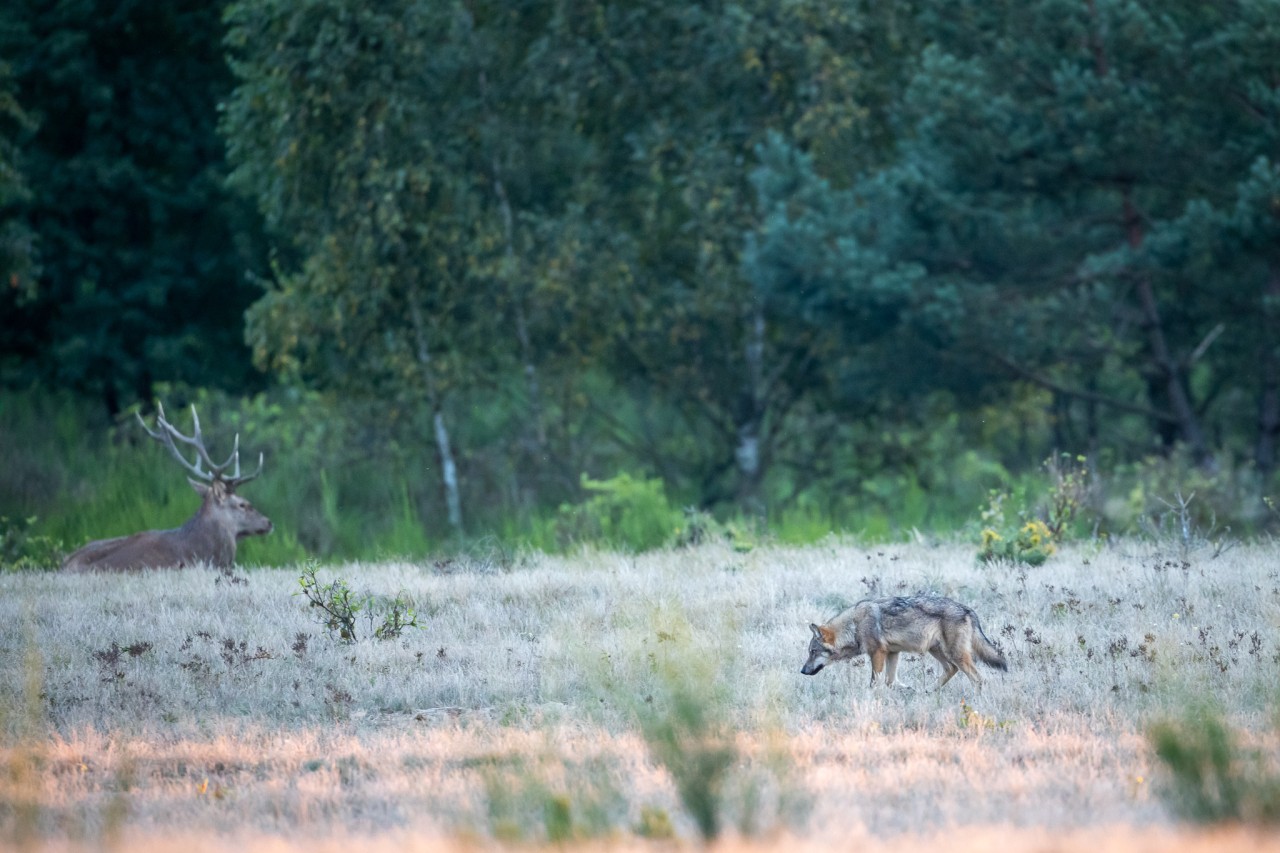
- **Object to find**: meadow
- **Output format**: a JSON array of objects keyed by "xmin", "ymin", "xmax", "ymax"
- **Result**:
[{"xmin": 2, "ymin": 538, "xmax": 1278, "ymax": 851}]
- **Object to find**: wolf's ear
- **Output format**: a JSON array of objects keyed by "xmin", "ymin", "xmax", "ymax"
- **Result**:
[{"xmin": 811, "ymin": 623, "xmax": 836, "ymax": 644}]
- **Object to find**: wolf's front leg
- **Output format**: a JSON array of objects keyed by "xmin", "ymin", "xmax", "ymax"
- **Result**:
[
  {"xmin": 884, "ymin": 652, "xmax": 900, "ymax": 687},
  {"xmin": 869, "ymin": 649, "xmax": 887, "ymax": 686}
]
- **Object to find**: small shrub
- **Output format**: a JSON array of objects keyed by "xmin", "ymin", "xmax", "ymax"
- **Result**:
[
  {"xmin": 1150, "ymin": 704, "xmax": 1280, "ymax": 824},
  {"xmin": 0, "ymin": 515, "xmax": 64, "ymax": 571},
  {"xmin": 371, "ymin": 591, "xmax": 421, "ymax": 641},
  {"xmin": 619, "ymin": 620, "xmax": 778, "ymax": 842},
  {"xmin": 1043, "ymin": 453, "xmax": 1092, "ymax": 538},
  {"xmin": 974, "ymin": 453, "xmax": 1096, "ymax": 566},
  {"xmin": 297, "ymin": 562, "xmax": 422, "ymax": 643},
  {"xmin": 978, "ymin": 513, "xmax": 1056, "ymax": 567},
  {"xmin": 1104, "ymin": 450, "xmax": 1268, "ymax": 541},
  {"xmin": 636, "ymin": 673, "xmax": 736, "ymax": 842},
  {"xmin": 298, "ymin": 564, "xmax": 363, "ymax": 641},
  {"xmin": 672, "ymin": 507, "xmax": 759, "ymax": 552},
  {"xmin": 1140, "ymin": 489, "xmax": 1237, "ymax": 560}
]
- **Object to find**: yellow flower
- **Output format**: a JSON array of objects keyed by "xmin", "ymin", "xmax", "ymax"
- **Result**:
[{"xmin": 1019, "ymin": 519, "xmax": 1054, "ymax": 548}]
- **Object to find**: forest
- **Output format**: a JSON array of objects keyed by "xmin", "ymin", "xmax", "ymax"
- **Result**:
[{"xmin": 2, "ymin": 0, "xmax": 1279, "ymax": 561}]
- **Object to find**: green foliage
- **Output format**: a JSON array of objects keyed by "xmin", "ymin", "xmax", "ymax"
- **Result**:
[
  {"xmin": 296, "ymin": 562, "xmax": 421, "ymax": 643},
  {"xmin": 633, "ymin": 806, "xmax": 675, "ymax": 840},
  {"xmin": 554, "ymin": 473, "xmax": 682, "ymax": 553},
  {"xmin": 603, "ymin": 612, "xmax": 738, "ymax": 843},
  {"xmin": 5, "ymin": 0, "xmax": 1280, "ymax": 535},
  {"xmin": 6, "ymin": 385, "xmax": 1278, "ymax": 565},
  {"xmin": 672, "ymin": 507, "xmax": 760, "ymax": 552},
  {"xmin": 1100, "ymin": 451, "xmax": 1271, "ymax": 549},
  {"xmin": 0, "ymin": 58, "xmax": 37, "ymax": 302},
  {"xmin": 1150, "ymin": 704, "xmax": 1280, "ymax": 825},
  {"xmin": 371, "ymin": 591, "xmax": 421, "ymax": 642},
  {"xmin": 0, "ymin": 516, "xmax": 62, "ymax": 571},
  {"xmin": 0, "ymin": 0, "xmax": 265, "ymax": 408},
  {"xmin": 1042, "ymin": 454, "xmax": 1093, "ymax": 539},
  {"xmin": 748, "ymin": 0, "xmax": 1280, "ymax": 472}
]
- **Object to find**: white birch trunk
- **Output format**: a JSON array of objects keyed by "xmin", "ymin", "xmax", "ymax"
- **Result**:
[
  {"xmin": 410, "ymin": 301, "xmax": 464, "ymax": 535},
  {"xmin": 434, "ymin": 409, "xmax": 462, "ymax": 532}
]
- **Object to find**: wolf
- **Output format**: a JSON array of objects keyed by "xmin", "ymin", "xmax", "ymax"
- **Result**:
[{"xmin": 801, "ymin": 594, "xmax": 1007, "ymax": 690}]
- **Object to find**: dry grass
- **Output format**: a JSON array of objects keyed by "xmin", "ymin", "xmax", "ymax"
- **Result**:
[{"xmin": 2, "ymin": 538, "xmax": 1279, "ymax": 850}]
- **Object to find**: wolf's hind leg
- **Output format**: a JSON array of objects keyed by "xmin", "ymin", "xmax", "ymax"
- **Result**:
[
  {"xmin": 929, "ymin": 647, "xmax": 959, "ymax": 688},
  {"xmin": 956, "ymin": 652, "xmax": 984, "ymax": 690}
]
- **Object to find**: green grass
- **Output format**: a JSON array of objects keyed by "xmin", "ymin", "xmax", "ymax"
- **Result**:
[{"xmin": 3, "ymin": 388, "xmax": 1278, "ymax": 569}]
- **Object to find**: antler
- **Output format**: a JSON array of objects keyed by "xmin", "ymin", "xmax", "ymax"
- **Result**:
[{"xmin": 137, "ymin": 403, "xmax": 264, "ymax": 488}]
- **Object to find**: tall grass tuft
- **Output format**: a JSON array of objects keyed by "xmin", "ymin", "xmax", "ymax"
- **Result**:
[
  {"xmin": 473, "ymin": 754, "xmax": 624, "ymax": 843},
  {"xmin": 635, "ymin": 671, "xmax": 736, "ymax": 841},
  {"xmin": 606, "ymin": 604, "xmax": 795, "ymax": 843},
  {"xmin": 1, "ymin": 617, "xmax": 46, "ymax": 849},
  {"xmin": 1150, "ymin": 703, "xmax": 1280, "ymax": 824}
]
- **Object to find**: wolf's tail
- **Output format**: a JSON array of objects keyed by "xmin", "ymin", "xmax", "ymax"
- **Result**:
[{"xmin": 972, "ymin": 616, "xmax": 1008, "ymax": 672}]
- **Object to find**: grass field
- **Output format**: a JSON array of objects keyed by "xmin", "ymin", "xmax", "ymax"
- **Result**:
[{"xmin": 2, "ymin": 538, "xmax": 1279, "ymax": 850}]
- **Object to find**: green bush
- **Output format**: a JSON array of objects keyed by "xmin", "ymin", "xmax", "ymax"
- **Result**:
[
  {"xmin": 975, "ymin": 454, "xmax": 1095, "ymax": 566},
  {"xmin": 0, "ymin": 515, "xmax": 63, "ymax": 571},
  {"xmin": 554, "ymin": 473, "xmax": 681, "ymax": 552}
]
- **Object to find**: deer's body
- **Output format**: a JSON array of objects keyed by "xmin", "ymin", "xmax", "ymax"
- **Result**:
[
  {"xmin": 61, "ymin": 406, "xmax": 272, "ymax": 572},
  {"xmin": 63, "ymin": 481, "xmax": 271, "ymax": 572}
]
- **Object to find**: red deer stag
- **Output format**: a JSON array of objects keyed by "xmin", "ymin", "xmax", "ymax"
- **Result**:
[{"xmin": 62, "ymin": 404, "xmax": 272, "ymax": 572}]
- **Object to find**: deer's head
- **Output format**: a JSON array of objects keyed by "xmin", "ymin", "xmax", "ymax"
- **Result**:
[
  {"xmin": 140, "ymin": 403, "xmax": 273, "ymax": 540},
  {"xmin": 190, "ymin": 478, "xmax": 273, "ymax": 538}
]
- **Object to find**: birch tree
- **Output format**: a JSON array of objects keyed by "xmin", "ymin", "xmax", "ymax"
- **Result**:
[{"xmin": 223, "ymin": 0, "xmax": 490, "ymax": 534}]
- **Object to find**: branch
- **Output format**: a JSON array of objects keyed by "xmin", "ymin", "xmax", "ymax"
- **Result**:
[
  {"xmin": 1187, "ymin": 323, "xmax": 1225, "ymax": 366},
  {"xmin": 982, "ymin": 348, "xmax": 1178, "ymax": 423}
]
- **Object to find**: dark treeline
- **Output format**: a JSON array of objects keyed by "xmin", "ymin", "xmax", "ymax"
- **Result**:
[{"xmin": 2, "ymin": 0, "xmax": 1278, "ymax": 545}]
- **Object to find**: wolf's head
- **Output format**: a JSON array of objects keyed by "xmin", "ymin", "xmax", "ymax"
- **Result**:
[{"xmin": 801, "ymin": 623, "xmax": 837, "ymax": 675}]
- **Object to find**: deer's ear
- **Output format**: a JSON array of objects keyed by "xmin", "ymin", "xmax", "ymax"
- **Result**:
[{"xmin": 188, "ymin": 478, "xmax": 210, "ymax": 497}]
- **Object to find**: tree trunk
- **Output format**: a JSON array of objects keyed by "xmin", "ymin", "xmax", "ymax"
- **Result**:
[
  {"xmin": 1086, "ymin": 3, "xmax": 1212, "ymax": 467},
  {"xmin": 1123, "ymin": 190, "xmax": 1212, "ymax": 466},
  {"xmin": 491, "ymin": 156, "xmax": 548, "ymax": 453},
  {"xmin": 735, "ymin": 298, "xmax": 767, "ymax": 518},
  {"xmin": 410, "ymin": 301, "xmax": 464, "ymax": 536},
  {"xmin": 1259, "ymin": 372, "xmax": 1279, "ymax": 474},
  {"xmin": 1258, "ymin": 265, "xmax": 1280, "ymax": 474}
]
